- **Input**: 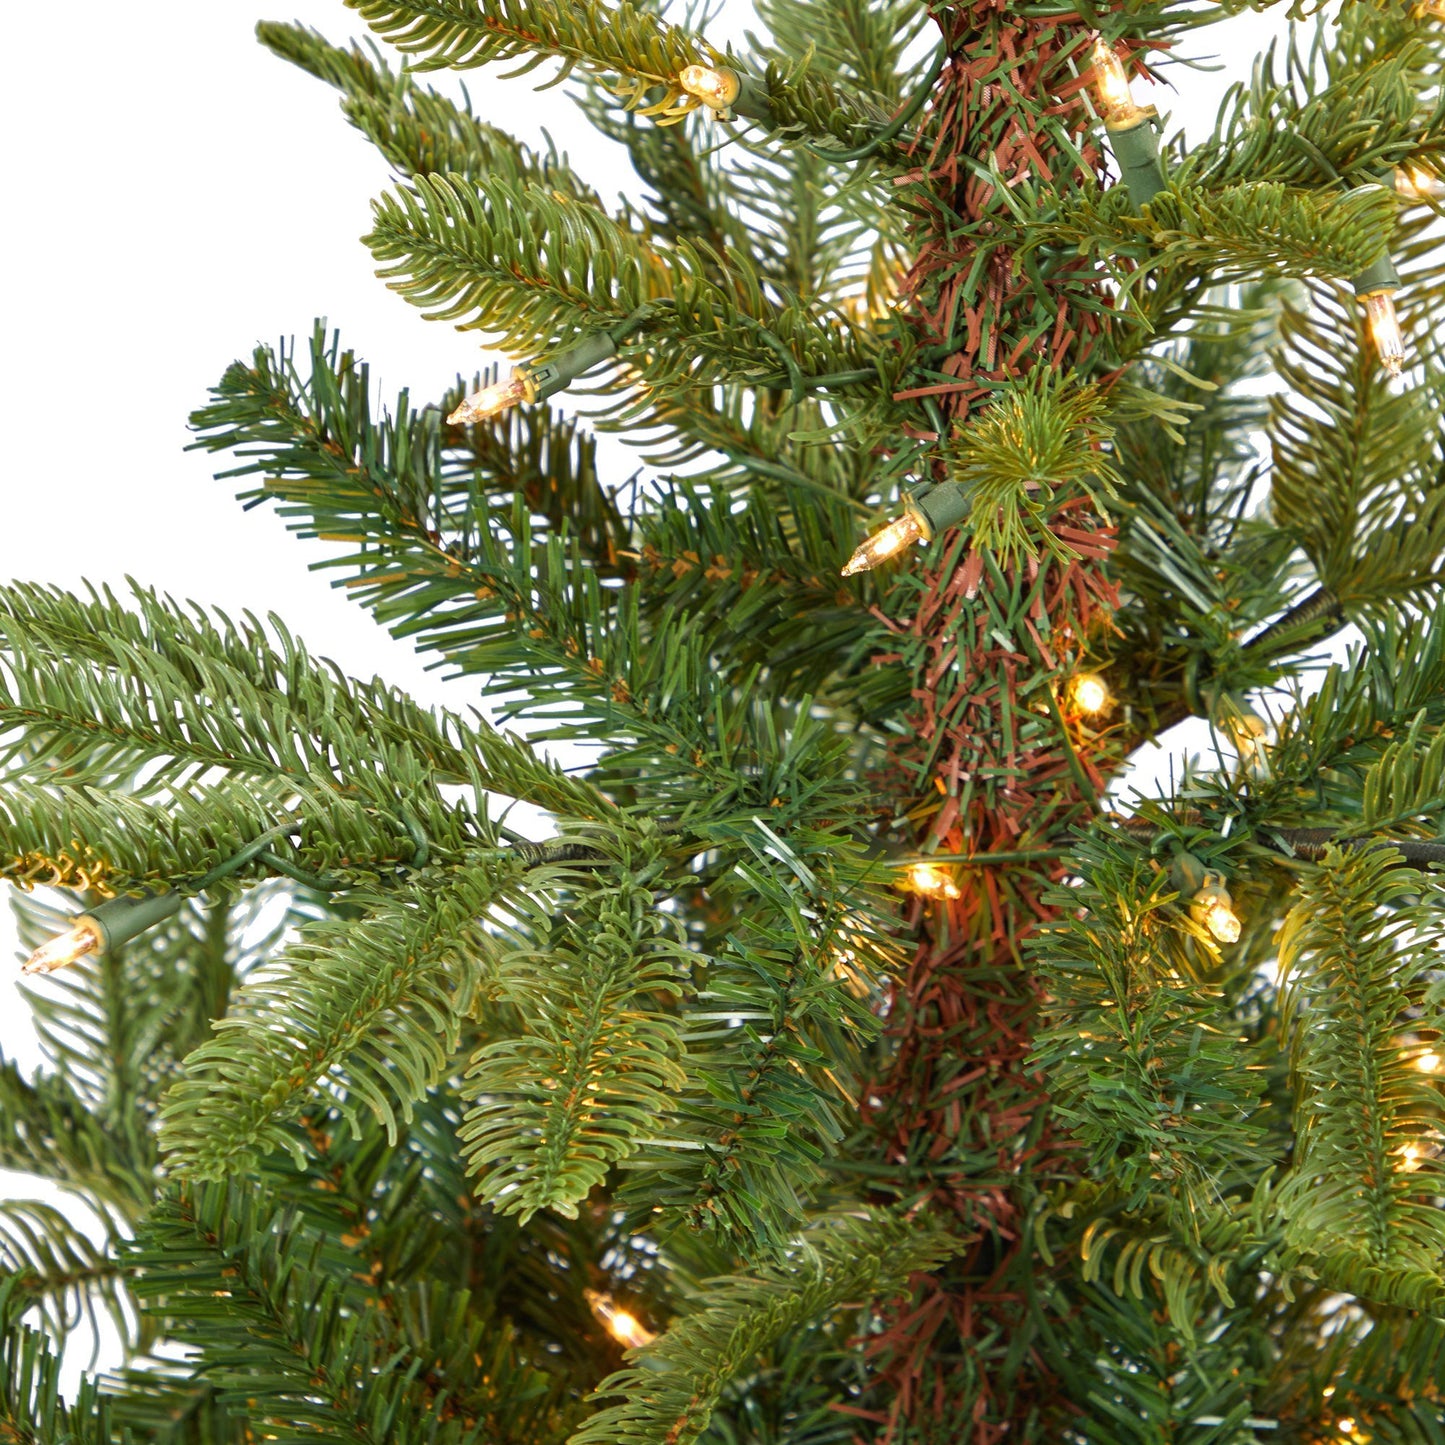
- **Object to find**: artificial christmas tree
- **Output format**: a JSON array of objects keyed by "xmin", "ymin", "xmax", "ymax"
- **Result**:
[{"xmin": 3, "ymin": 0, "xmax": 1445, "ymax": 1440}]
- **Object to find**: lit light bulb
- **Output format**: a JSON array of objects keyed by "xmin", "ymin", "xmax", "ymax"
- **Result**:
[
  {"xmin": 841, "ymin": 513, "xmax": 924, "ymax": 577},
  {"xmin": 679, "ymin": 64, "xmax": 741, "ymax": 111},
  {"xmin": 1199, "ymin": 899, "xmax": 1240, "ymax": 944},
  {"xmin": 1393, "ymin": 1134, "xmax": 1442, "ymax": 1173},
  {"xmin": 22, "ymin": 919, "xmax": 104, "ymax": 976},
  {"xmin": 1337, "ymin": 1420, "xmax": 1357, "ymax": 1437},
  {"xmin": 1229, "ymin": 711, "xmax": 1270, "ymax": 758},
  {"xmin": 1362, "ymin": 291, "xmax": 1406, "ymax": 377},
  {"xmin": 1091, "ymin": 40, "xmax": 1141, "ymax": 124},
  {"xmin": 1417, "ymin": 1049, "xmax": 1443, "ymax": 1074},
  {"xmin": 1189, "ymin": 874, "xmax": 1241, "ymax": 944},
  {"xmin": 1068, "ymin": 672, "xmax": 1111, "ymax": 716},
  {"xmin": 447, "ymin": 370, "xmax": 531, "ymax": 425},
  {"xmin": 584, "ymin": 1289, "xmax": 656, "ymax": 1349},
  {"xmin": 907, "ymin": 863, "xmax": 961, "ymax": 901},
  {"xmin": 1395, "ymin": 163, "xmax": 1445, "ymax": 200}
]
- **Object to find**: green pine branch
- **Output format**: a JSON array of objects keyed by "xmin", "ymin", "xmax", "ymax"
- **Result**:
[
  {"xmin": 1270, "ymin": 280, "xmax": 1445, "ymax": 611},
  {"xmin": 1031, "ymin": 834, "xmax": 1268, "ymax": 1210},
  {"xmin": 0, "ymin": 1061, "xmax": 151, "ymax": 1222},
  {"xmin": 258, "ymin": 21, "xmax": 605, "ymax": 202},
  {"xmin": 158, "ymin": 860, "xmax": 519, "ymax": 1178},
  {"xmin": 132, "ymin": 1183, "xmax": 486, "ymax": 1445},
  {"xmin": 0, "ymin": 1200, "xmax": 133, "ymax": 1355},
  {"xmin": 1192, "ymin": 17, "xmax": 1445, "ymax": 190},
  {"xmin": 0, "ymin": 1277, "xmax": 115, "ymax": 1445},
  {"xmin": 1276, "ymin": 845, "xmax": 1445, "ymax": 1296},
  {"xmin": 344, "ymin": 0, "xmax": 722, "ymax": 98},
  {"xmin": 344, "ymin": 0, "xmax": 906, "ymax": 157},
  {"xmin": 191, "ymin": 331, "xmax": 897, "ymax": 796},
  {"xmin": 569, "ymin": 1211, "xmax": 957, "ymax": 1445},
  {"xmin": 617, "ymin": 841, "xmax": 885, "ymax": 1249},
  {"xmin": 751, "ymin": 0, "xmax": 930, "ymax": 106},
  {"xmin": 1038, "ymin": 182, "xmax": 1398, "ymax": 332},
  {"xmin": 460, "ymin": 873, "xmax": 689, "ymax": 1222},
  {"xmin": 364, "ymin": 172, "xmax": 869, "ymax": 387},
  {"xmin": 0, "ymin": 577, "xmax": 618, "ymax": 828},
  {"xmin": 11, "ymin": 887, "xmax": 289, "ymax": 1150}
]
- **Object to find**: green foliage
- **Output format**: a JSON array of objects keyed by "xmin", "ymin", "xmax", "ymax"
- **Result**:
[
  {"xmin": 570, "ymin": 1212, "xmax": 957, "ymax": 1445},
  {"xmin": 0, "ymin": 577, "xmax": 616, "ymax": 848},
  {"xmin": 1191, "ymin": 17, "xmax": 1445, "ymax": 191},
  {"xmin": 12, "ymin": 0, "xmax": 1445, "ymax": 1436},
  {"xmin": 618, "ymin": 845, "xmax": 887, "ymax": 1250},
  {"xmin": 749, "ymin": 0, "xmax": 929, "ymax": 106},
  {"xmin": 131, "ymin": 1179, "xmax": 578, "ymax": 1445},
  {"xmin": 344, "ymin": 0, "xmax": 907, "ymax": 156},
  {"xmin": 158, "ymin": 860, "xmax": 517, "ymax": 1178},
  {"xmin": 345, "ymin": 0, "xmax": 722, "ymax": 105},
  {"xmin": 461, "ymin": 871, "xmax": 690, "ymax": 1221},
  {"xmin": 1276, "ymin": 846, "xmax": 1445, "ymax": 1299},
  {"xmin": 948, "ymin": 375, "xmax": 1121, "ymax": 566},
  {"xmin": 0, "ymin": 1277, "xmax": 115, "ymax": 1445},
  {"xmin": 1041, "ymin": 181, "xmax": 1400, "ymax": 318},
  {"xmin": 0, "ymin": 1199, "xmax": 132, "ymax": 1353},
  {"xmin": 1031, "ymin": 832, "xmax": 1269, "ymax": 1211},
  {"xmin": 364, "ymin": 172, "xmax": 872, "ymax": 388},
  {"xmin": 259, "ymin": 22, "xmax": 605, "ymax": 201},
  {"xmin": 1268, "ymin": 279, "xmax": 1445, "ymax": 613}
]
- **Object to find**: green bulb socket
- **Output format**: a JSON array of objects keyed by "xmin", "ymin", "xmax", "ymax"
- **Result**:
[
  {"xmin": 729, "ymin": 71, "xmax": 775, "ymax": 124},
  {"xmin": 1351, "ymin": 251, "xmax": 1400, "ymax": 297},
  {"xmin": 1169, "ymin": 850, "xmax": 1209, "ymax": 899},
  {"xmin": 907, "ymin": 481, "xmax": 971, "ymax": 541},
  {"xmin": 79, "ymin": 890, "xmax": 185, "ymax": 953},
  {"xmin": 1105, "ymin": 113, "xmax": 1167, "ymax": 210},
  {"xmin": 525, "ymin": 331, "xmax": 620, "ymax": 401}
]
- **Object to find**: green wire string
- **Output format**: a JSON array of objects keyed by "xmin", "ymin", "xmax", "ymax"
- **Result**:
[{"xmin": 806, "ymin": 40, "xmax": 948, "ymax": 164}]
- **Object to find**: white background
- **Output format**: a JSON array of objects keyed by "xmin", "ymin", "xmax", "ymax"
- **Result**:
[{"xmin": 0, "ymin": 0, "xmax": 1291, "ymax": 1382}]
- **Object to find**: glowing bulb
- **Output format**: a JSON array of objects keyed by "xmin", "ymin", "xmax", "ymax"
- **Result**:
[
  {"xmin": 1228, "ymin": 711, "xmax": 1269, "ymax": 758},
  {"xmin": 1362, "ymin": 291, "xmax": 1405, "ymax": 377},
  {"xmin": 1393, "ymin": 1132, "xmax": 1443, "ymax": 1173},
  {"xmin": 841, "ymin": 513, "xmax": 925, "ymax": 577},
  {"xmin": 1091, "ymin": 40, "xmax": 1141, "ymax": 124},
  {"xmin": 584, "ymin": 1289, "xmax": 656, "ymax": 1349},
  {"xmin": 1201, "ymin": 900, "xmax": 1240, "ymax": 944},
  {"xmin": 1189, "ymin": 874, "xmax": 1240, "ymax": 944},
  {"xmin": 1395, "ymin": 163, "xmax": 1445, "ymax": 200},
  {"xmin": 1069, "ymin": 673, "xmax": 1111, "ymax": 716},
  {"xmin": 447, "ymin": 371, "xmax": 531, "ymax": 425},
  {"xmin": 1322, "ymin": 1386, "xmax": 1335, "ymax": 1399},
  {"xmin": 1416, "ymin": 1049, "xmax": 1443, "ymax": 1074},
  {"xmin": 22, "ymin": 919, "xmax": 104, "ymax": 976},
  {"xmin": 679, "ymin": 64, "xmax": 741, "ymax": 111},
  {"xmin": 907, "ymin": 863, "xmax": 961, "ymax": 900},
  {"xmin": 1337, "ymin": 1420, "xmax": 1357, "ymax": 1437}
]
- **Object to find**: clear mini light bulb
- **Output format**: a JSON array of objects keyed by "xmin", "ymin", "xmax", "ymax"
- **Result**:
[
  {"xmin": 1068, "ymin": 672, "xmax": 1112, "ymax": 716},
  {"xmin": 22, "ymin": 919, "xmax": 104, "ymax": 976},
  {"xmin": 1190, "ymin": 874, "xmax": 1241, "ymax": 944},
  {"xmin": 907, "ymin": 863, "xmax": 961, "ymax": 901},
  {"xmin": 841, "ymin": 513, "xmax": 924, "ymax": 577},
  {"xmin": 1394, "ymin": 162, "xmax": 1445, "ymax": 200},
  {"xmin": 447, "ymin": 370, "xmax": 532, "ymax": 425},
  {"xmin": 584, "ymin": 1289, "xmax": 656, "ymax": 1349},
  {"xmin": 679, "ymin": 64, "xmax": 741, "ymax": 111},
  {"xmin": 1362, "ymin": 290, "xmax": 1406, "ymax": 377},
  {"xmin": 1091, "ymin": 40, "xmax": 1142, "ymax": 125}
]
